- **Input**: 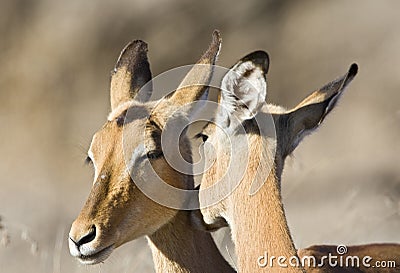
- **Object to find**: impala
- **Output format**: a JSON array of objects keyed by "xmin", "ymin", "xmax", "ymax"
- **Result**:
[
  {"xmin": 189, "ymin": 49, "xmax": 400, "ymax": 272},
  {"xmin": 69, "ymin": 30, "xmax": 235, "ymax": 273}
]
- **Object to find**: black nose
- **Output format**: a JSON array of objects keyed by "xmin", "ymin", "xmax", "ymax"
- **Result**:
[{"xmin": 71, "ymin": 225, "xmax": 96, "ymax": 247}]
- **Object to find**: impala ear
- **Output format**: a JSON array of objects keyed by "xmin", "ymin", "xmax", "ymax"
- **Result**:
[
  {"xmin": 148, "ymin": 30, "xmax": 221, "ymax": 128},
  {"xmin": 218, "ymin": 51, "xmax": 269, "ymax": 125},
  {"xmin": 110, "ymin": 40, "xmax": 153, "ymax": 110},
  {"xmin": 167, "ymin": 30, "xmax": 221, "ymax": 108},
  {"xmin": 279, "ymin": 63, "xmax": 358, "ymax": 157}
]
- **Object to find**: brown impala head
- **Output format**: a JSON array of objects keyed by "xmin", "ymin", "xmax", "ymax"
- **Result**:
[
  {"xmin": 69, "ymin": 31, "xmax": 221, "ymax": 265},
  {"xmin": 195, "ymin": 56, "xmax": 358, "ymax": 202}
]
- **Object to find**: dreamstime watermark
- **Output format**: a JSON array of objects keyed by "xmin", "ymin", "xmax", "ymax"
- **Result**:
[{"xmin": 257, "ymin": 245, "xmax": 397, "ymax": 269}]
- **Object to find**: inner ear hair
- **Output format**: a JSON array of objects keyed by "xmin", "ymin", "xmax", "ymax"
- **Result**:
[{"xmin": 219, "ymin": 50, "xmax": 269, "ymax": 123}]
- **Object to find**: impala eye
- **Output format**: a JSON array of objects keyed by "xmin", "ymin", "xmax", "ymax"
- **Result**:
[{"xmin": 146, "ymin": 150, "xmax": 164, "ymax": 160}]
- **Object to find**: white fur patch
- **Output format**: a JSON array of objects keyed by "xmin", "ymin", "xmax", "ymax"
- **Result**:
[
  {"xmin": 107, "ymin": 100, "xmax": 143, "ymax": 121},
  {"xmin": 218, "ymin": 61, "xmax": 267, "ymax": 125},
  {"xmin": 265, "ymin": 103, "xmax": 287, "ymax": 114}
]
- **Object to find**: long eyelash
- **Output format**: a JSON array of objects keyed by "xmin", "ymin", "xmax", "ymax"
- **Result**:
[
  {"xmin": 85, "ymin": 156, "xmax": 93, "ymax": 165},
  {"xmin": 147, "ymin": 150, "xmax": 164, "ymax": 160}
]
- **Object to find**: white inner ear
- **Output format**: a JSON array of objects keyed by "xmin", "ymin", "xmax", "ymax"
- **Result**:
[{"xmin": 219, "ymin": 61, "xmax": 267, "ymax": 124}]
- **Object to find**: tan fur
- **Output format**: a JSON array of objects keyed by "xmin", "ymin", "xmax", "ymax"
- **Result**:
[
  {"xmin": 195, "ymin": 62, "xmax": 400, "ymax": 273},
  {"xmin": 200, "ymin": 122, "xmax": 303, "ymax": 273},
  {"xmin": 69, "ymin": 30, "xmax": 235, "ymax": 273}
]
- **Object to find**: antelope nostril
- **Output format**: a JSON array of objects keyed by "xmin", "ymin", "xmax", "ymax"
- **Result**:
[{"xmin": 76, "ymin": 225, "xmax": 96, "ymax": 247}]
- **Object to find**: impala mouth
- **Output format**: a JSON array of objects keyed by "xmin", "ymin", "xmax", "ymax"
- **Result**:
[{"xmin": 78, "ymin": 244, "xmax": 114, "ymax": 265}]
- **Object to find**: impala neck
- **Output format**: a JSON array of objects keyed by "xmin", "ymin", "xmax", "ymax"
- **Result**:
[
  {"xmin": 230, "ymin": 170, "xmax": 304, "ymax": 272},
  {"xmin": 227, "ymin": 135, "xmax": 305, "ymax": 273},
  {"xmin": 147, "ymin": 210, "xmax": 235, "ymax": 273}
]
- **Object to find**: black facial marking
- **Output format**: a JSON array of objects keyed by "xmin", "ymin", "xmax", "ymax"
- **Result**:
[
  {"xmin": 116, "ymin": 110, "xmax": 127, "ymax": 127},
  {"xmin": 242, "ymin": 68, "xmax": 255, "ymax": 78}
]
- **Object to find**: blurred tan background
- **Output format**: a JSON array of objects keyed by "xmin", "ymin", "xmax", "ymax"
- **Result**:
[{"xmin": 0, "ymin": 0, "xmax": 399, "ymax": 272}]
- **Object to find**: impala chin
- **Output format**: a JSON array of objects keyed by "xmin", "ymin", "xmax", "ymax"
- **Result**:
[
  {"xmin": 79, "ymin": 245, "xmax": 114, "ymax": 265},
  {"xmin": 68, "ymin": 238, "xmax": 115, "ymax": 265}
]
